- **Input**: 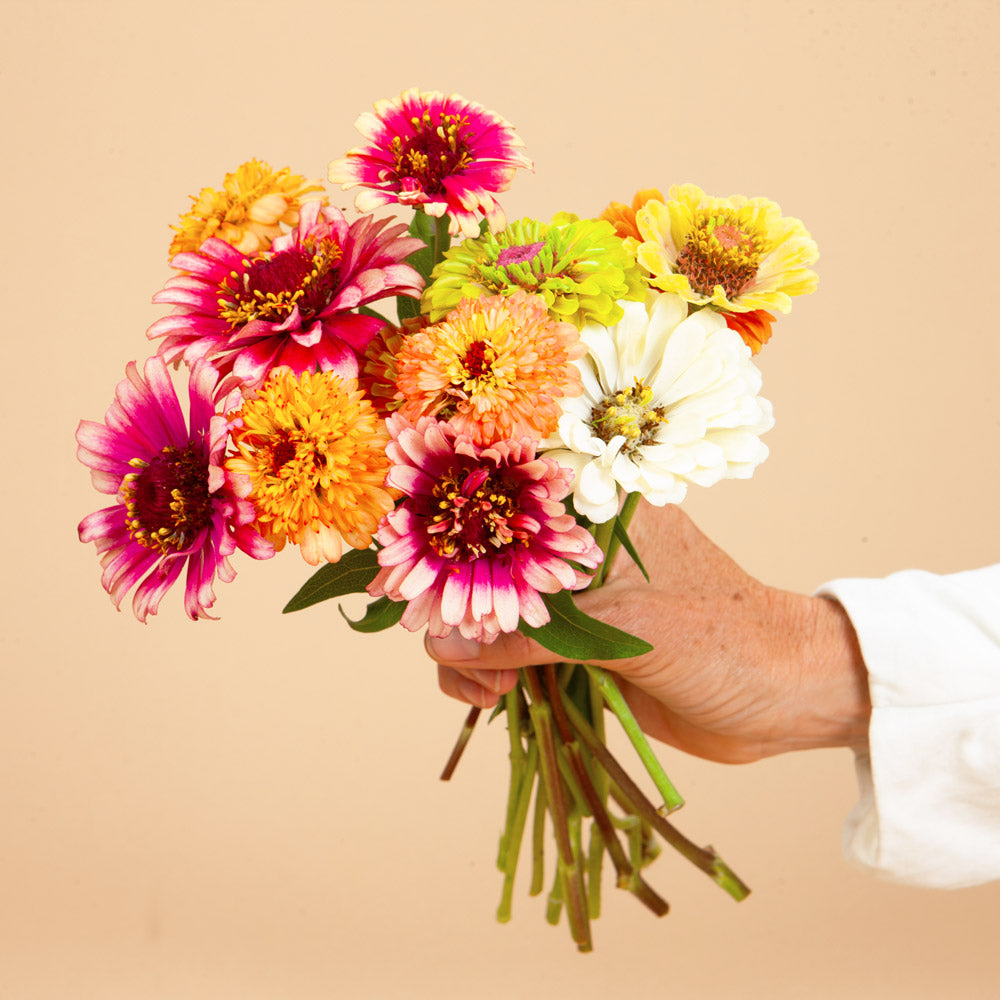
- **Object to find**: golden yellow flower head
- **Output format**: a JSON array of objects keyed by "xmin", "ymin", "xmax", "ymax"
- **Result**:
[
  {"xmin": 225, "ymin": 369, "xmax": 393, "ymax": 565},
  {"xmin": 170, "ymin": 159, "xmax": 326, "ymax": 257},
  {"xmin": 636, "ymin": 183, "xmax": 818, "ymax": 314}
]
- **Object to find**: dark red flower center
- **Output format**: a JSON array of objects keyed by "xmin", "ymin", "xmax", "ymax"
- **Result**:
[
  {"xmin": 425, "ymin": 465, "xmax": 523, "ymax": 560},
  {"xmin": 270, "ymin": 436, "xmax": 297, "ymax": 472},
  {"xmin": 675, "ymin": 211, "xmax": 764, "ymax": 299},
  {"xmin": 389, "ymin": 111, "xmax": 472, "ymax": 196},
  {"xmin": 218, "ymin": 238, "xmax": 342, "ymax": 327},
  {"xmin": 122, "ymin": 444, "xmax": 213, "ymax": 553},
  {"xmin": 461, "ymin": 340, "xmax": 493, "ymax": 380}
]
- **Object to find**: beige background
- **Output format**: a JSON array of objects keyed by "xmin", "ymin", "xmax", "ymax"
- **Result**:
[{"xmin": 3, "ymin": 0, "xmax": 999, "ymax": 996}]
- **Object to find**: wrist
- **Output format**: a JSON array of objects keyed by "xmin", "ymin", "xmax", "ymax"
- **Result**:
[{"xmin": 767, "ymin": 589, "xmax": 871, "ymax": 756}]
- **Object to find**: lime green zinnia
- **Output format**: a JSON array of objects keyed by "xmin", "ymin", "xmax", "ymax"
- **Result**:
[{"xmin": 422, "ymin": 214, "xmax": 646, "ymax": 328}]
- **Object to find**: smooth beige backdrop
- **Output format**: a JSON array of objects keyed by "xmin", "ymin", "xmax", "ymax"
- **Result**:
[{"xmin": 3, "ymin": 0, "xmax": 999, "ymax": 997}]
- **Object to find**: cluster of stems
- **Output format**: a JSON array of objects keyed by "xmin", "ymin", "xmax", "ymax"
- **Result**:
[
  {"xmin": 439, "ymin": 491, "xmax": 750, "ymax": 951},
  {"xmin": 443, "ymin": 660, "xmax": 750, "ymax": 951}
]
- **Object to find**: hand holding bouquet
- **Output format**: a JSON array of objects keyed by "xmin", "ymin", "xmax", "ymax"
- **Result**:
[{"xmin": 77, "ymin": 88, "xmax": 818, "ymax": 950}]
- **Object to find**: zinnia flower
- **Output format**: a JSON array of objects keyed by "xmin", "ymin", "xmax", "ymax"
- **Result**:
[
  {"xmin": 169, "ymin": 159, "xmax": 326, "ymax": 257},
  {"xmin": 394, "ymin": 291, "xmax": 584, "ymax": 445},
  {"xmin": 329, "ymin": 88, "xmax": 533, "ymax": 239},
  {"xmin": 422, "ymin": 214, "xmax": 646, "ymax": 328},
  {"xmin": 149, "ymin": 201, "xmax": 424, "ymax": 388},
  {"xmin": 224, "ymin": 368, "xmax": 395, "ymax": 566},
  {"xmin": 368, "ymin": 415, "xmax": 602, "ymax": 642},
  {"xmin": 544, "ymin": 292, "xmax": 775, "ymax": 522},
  {"xmin": 599, "ymin": 188, "xmax": 664, "ymax": 242},
  {"xmin": 76, "ymin": 357, "xmax": 273, "ymax": 621},
  {"xmin": 635, "ymin": 183, "xmax": 819, "ymax": 314},
  {"xmin": 357, "ymin": 316, "xmax": 427, "ymax": 421}
]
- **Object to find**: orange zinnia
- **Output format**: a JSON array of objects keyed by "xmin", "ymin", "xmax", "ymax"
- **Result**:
[
  {"xmin": 599, "ymin": 188, "xmax": 664, "ymax": 242},
  {"xmin": 394, "ymin": 291, "xmax": 584, "ymax": 446}
]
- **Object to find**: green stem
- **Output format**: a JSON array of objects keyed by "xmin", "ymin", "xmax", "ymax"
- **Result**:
[
  {"xmin": 521, "ymin": 667, "xmax": 593, "ymax": 951},
  {"xmin": 562, "ymin": 695, "xmax": 750, "ymax": 902},
  {"xmin": 431, "ymin": 212, "xmax": 451, "ymax": 270},
  {"xmin": 497, "ymin": 741, "xmax": 539, "ymax": 923},
  {"xmin": 586, "ymin": 663, "xmax": 685, "ymax": 813},
  {"xmin": 543, "ymin": 664, "xmax": 670, "ymax": 918},
  {"xmin": 530, "ymin": 772, "xmax": 547, "ymax": 896},
  {"xmin": 497, "ymin": 690, "xmax": 527, "ymax": 871},
  {"xmin": 596, "ymin": 490, "xmax": 641, "ymax": 587}
]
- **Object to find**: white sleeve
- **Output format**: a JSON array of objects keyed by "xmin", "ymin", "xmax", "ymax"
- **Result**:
[{"xmin": 816, "ymin": 564, "xmax": 1000, "ymax": 888}]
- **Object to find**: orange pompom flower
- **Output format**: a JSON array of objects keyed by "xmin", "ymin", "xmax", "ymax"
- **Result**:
[{"xmin": 393, "ymin": 291, "xmax": 584, "ymax": 445}]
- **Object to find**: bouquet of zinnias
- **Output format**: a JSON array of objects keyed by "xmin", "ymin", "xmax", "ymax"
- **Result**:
[{"xmin": 77, "ymin": 88, "xmax": 818, "ymax": 951}]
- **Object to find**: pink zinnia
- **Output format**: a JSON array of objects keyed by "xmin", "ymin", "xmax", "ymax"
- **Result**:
[
  {"xmin": 76, "ymin": 357, "xmax": 273, "ymax": 621},
  {"xmin": 368, "ymin": 416, "xmax": 602, "ymax": 643},
  {"xmin": 329, "ymin": 88, "xmax": 533, "ymax": 239},
  {"xmin": 148, "ymin": 201, "xmax": 424, "ymax": 388}
]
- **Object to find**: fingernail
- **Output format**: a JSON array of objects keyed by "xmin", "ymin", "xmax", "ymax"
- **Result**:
[
  {"xmin": 458, "ymin": 677, "xmax": 492, "ymax": 707},
  {"xmin": 428, "ymin": 632, "xmax": 482, "ymax": 663},
  {"xmin": 469, "ymin": 668, "xmax": 501, "ymax": 693}
]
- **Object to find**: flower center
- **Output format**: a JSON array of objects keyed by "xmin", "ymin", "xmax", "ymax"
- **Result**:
[
  {"xmin": 497, "ymin": 241, "xmax": 546, "ymax": 267},
  {"xmin": 461, "ymin": 339, "xmax": 495, "ymax": 380},
  {"xmin": 675, "ymin": 210, "xmax": 764, "ymax": 299},
  {"xmin": 217, "ymin": 238, "xmax": 342, "ymax": 327},
  {"xmin": 269, "ymin": 435, "xmax": 298, "ymax": 473},
  {"xmin": 121, "ymin": 444, "xmax": 213, "ymax": 553},
  {"xmin": 590, "ymin": 379, "xmax": 667, "ymax": 455},
  {"xmin": 389, "ymin": 111, "xmax": 472, "ymax": 195},
  {"xmin": 426, "ymin": 466, "xmax": 522, "ymax": 560}
]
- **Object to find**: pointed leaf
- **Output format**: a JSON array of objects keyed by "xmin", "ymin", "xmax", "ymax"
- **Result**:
[
  {"xmin": 519, "ymin": 589, "xmax": 653, "ymax": 661},
  {"xmin": 282, "ymin": 547, "xmax": 380, "ymax": 613},
  {"xmin": 338, "ymin": 596, "xmax": 406, "ymax": 633},
  {"xmin": 397, "ymin": 289, "xmax": 425, "ymax": 320},
  {"xmin": 612, "ymin": 516, "xmax": 650, "ymax": 582}
]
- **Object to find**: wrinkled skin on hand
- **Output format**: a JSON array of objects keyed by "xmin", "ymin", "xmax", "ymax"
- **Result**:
[{"xmin": 428, "ymin": 503, "xmax": 870, "ymax": 764}]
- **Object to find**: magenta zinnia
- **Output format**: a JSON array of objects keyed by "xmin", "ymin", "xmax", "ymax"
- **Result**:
[
  {"xmin": 76, "ymin": 357, "xmax": 273, "ymax": 621},
  {"xmin": 149, "ymin": 201, "xmax": 424, "ymax": 388},
  {"xmin": 329, "ymin": 88, "xmax": 533, "ymax": 239},
  {"xmin": 368, "ymin": 416, "xmax": 601, "ymax": 643}
]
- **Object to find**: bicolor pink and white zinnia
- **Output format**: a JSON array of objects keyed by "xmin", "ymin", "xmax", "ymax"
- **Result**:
[
  {"xmin": 368, "ymin": 416, "xmax": 601, "ymax": 642},
  {"xmin": 148, "ymin": 201, "xmax": 424, "ymax": 388},
  {"xmin": 329, "ymin": 88, "xmax": 533, "ymax": 239},
  {"xmin": 76, "ymin": 357, "xmax": 273, "ymax": 621}
]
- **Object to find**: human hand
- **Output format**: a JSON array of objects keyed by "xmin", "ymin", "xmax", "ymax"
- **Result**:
[{"xmin": 428, "ymin": 502, "xmax": 870, "ymax": 764}]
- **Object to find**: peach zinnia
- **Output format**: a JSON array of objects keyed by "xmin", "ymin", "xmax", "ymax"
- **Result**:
[{"xmin": 394, "ymin": 291, "xmax": 584, "ymax": 446}]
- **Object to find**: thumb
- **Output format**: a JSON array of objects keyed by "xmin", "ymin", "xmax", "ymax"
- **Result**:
[{"xmin": 426, "ymin": 628, "xmax": 564, "ymax": 672}]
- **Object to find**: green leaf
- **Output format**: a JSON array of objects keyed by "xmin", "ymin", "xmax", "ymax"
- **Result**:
[
  {"xmin": 518, "ymin": 590, "xmax": 653, "ymax": 661},
  {"xmin": 396, "ymin": 289, "xmax": 425, "ymax": 320},
  {"xmin": 408, "ymin": 208, "xmax": 438, "ymax": 243},
  {"xmin": 282, "ymin": 548, "xmax": 380, "ymax": 613},
  {"xmin": 612, "ymin": 515, "xmax": 650, "ymax": 582},
  {"xmin": 338, "ymin": 596, "xmax": 406, "ymax": 633},
  {"xmin": 358, "ymin": 304, "xmax": 389, "ymax": 322}
]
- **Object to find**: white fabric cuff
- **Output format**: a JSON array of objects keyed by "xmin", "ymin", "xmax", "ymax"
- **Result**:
[{"xmin": 817, "ymin": 565, "xmax": 1000, "ymax": 888}]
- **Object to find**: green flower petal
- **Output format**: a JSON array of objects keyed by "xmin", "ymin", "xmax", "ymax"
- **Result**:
[{"xmin": 422, "ymin": 215, "xmax": 645, "ymax": 328}]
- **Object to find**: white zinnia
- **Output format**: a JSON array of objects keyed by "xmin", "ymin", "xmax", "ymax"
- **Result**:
[{"xmin": 543, "ymin": 292, "xmax": 774, "ymax": 522}]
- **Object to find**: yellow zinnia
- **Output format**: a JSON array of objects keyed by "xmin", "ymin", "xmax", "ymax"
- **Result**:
[
  {"xmin": 170, "ymin": 159, "xmax": 326, "ymax": 257},
  {"xmin": 635, "ymin": 183, "xmax": 818, "ymax": 314}
]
